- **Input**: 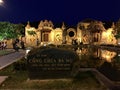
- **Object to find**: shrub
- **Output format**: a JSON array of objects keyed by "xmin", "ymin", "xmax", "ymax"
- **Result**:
[
  {"xmin": 13, "ymin": 57, "xmax": 27, "ymax": 71},
  {"xmin": 48, "ymin": 44, "xmax": 56, "ymax": 47}
]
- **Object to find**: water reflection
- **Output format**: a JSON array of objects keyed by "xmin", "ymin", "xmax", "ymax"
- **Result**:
[
  {"xmin": 74, "ymin": 46, "xmax": 120, "ymax": 81},
  {"xmin": 75, "ymin": 47, "xmax": 117, "ymax": 63},
  {"xmin": 76, "ymin": 47, "xmax": 89, "ymax": 55},
  {"xmin": 101, "ymin": 50, "xmax": 116, "ymax": 63}
]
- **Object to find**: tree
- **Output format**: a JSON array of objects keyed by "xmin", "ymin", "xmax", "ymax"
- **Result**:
[
  {"xmin": 115, "ymin": 19, "xmax": 120, "ymax": 39},
  {"xmin": 15, "ymin": 23, "xmax": 25, "ymax": 37},
  {"xmin": 115, "ymin": 19, "xmax": 120, "ymax": 33},
  {"xmin": 88, "ymin": 21, "xmax": 105, "ymax": 33},
  {"xmin": 115, "ymin": 32, "xmax": 120, "ymax": 39},
  {"xmin": 87, "ymin": 21, "xmax": 105, "ymax": 44},
  {"xmin": 27, "ymin": 30, "xmax": 36, "ymax": 36},
  {"xmin": 0, "ymin": 22, "xmax": 24, "ymax": 41}
]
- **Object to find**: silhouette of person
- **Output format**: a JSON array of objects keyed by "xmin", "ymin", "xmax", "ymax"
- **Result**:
[{"xmin": 20, "ymin": 40, "xmax": 25, "ymax": 49}]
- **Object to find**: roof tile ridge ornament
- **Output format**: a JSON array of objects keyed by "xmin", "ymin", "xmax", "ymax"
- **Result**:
[
  {"xmin": 26, "ymin": 21, "xmax": 31, "ymax": 28},
  {"xmin": 61, "ymin": 22, "xmax": 66, "ymax": 30},
  {"xmin": 38, "ymin": 20, "xmax": 43, "ymax": 28},
  {"xmin": 111, "ymin": 22, "xmax": 115, "ymax": 29}
]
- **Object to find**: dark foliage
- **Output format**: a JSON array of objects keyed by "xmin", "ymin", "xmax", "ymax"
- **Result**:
[{"xmin": 13, "ymin": 57, "xmax": 27, "ymax": 71}]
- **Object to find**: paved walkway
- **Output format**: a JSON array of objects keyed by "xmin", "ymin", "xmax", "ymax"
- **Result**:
[
  {"xmin": 0, "ymin": 76, "xmax": 8, "ymax": 85},
  {"xmin": 0, "ymin": 49, "xmax": 26, "ymax": 85},
  {"xmin": 0, "ymin": 49, "xmax": 26, "ymax": 70}
]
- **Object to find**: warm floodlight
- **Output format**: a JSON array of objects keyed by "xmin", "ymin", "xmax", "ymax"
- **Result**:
[
  {"xmin": 0, "ymin": 0, "xmax": 3, "ymax": 3},
  {"xmin": 0, "ymin": 0, "xmax": 4, "ymax": 6}
]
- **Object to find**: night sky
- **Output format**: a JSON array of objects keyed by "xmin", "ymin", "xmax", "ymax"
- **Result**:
[{"xmin": 0, "ymin": 0, "xmax": 119, "ymax": 25}]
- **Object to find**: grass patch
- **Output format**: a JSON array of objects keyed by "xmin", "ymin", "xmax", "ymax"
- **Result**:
[
  {"xmin": 0, "ymin": 62, "xmax": 28, "ymax": 89},
  {"xmin": 0, "ymin": 49, "xmax": 14, "ymax": 56},
  {"xmin": 0, "ymin": 61, "xmax": 107, "ymax": 89}
]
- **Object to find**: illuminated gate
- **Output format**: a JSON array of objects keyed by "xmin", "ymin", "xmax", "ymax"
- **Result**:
[
  {"xmin": 41, "ymin": 29, "xmax": 51, "ymax": 42},
  {"xmin": 43, "ymin": 33, "xmax": 49, "ymax": 42}
]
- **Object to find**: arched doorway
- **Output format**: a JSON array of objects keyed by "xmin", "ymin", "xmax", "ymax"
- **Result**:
[{"xmin": 41, "ymin": 29, "xmax": 51, "ymax": 42}]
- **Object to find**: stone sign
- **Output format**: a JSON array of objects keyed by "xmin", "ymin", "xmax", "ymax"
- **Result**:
[{"xmin": 27, "ymin": 47, "xmax": 79, "ymax": 79}]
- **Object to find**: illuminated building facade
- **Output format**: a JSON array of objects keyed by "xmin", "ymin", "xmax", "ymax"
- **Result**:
[{"xmin": 25, "ymin": 19, "xmax": 117, "ymax": 46}]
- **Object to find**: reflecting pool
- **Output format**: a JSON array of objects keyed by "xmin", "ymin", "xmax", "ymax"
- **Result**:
[{"xmin": 74, "ymin": 46, "xmax": 120, "ymax": 82}]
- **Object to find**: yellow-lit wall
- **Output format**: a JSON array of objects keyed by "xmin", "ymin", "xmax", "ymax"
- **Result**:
[
  {"xmin": 25, "ymin": 27, "xmax": 38, "ymax": 46},
  {"xmin": 25, "ymin": 25, "xmax": 63, "ymax": 46},
  {"xmin": 101, "ymin": 28, "xmax": 117, "ymax": 45},
  {"xmin": 54, "ymin": 28, "xmax": 63, "ymax": 45},
  {"xmin": 66, "ymin": 28, "xmax": 76, "ymax": 44},
  {"xmin": 24, "ymin": 20, "xmax": 117, "ymax": 47}
]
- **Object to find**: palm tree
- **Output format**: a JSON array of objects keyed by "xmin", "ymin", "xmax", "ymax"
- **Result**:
[{"xmin": 115, "ymin": 19, "xmax": 120, "ymax": 33}]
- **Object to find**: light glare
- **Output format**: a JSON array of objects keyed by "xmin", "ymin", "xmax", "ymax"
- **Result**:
[
  {"xmin": 0, "ymin": 0, "xmax": 3, "ymax": 3},
  {"xmin": 0, "ymin": 0, "xmax": 4, "ymax": 6}
]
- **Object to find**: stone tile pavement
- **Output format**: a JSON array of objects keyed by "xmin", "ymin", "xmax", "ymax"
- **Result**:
[
  {"xmin": 0, "ymin": 49, "xmax": 26, "ymax": 70},
  {"xmin": 0, "ymin": 76, "xmax": 8, "ymax": 85},
  {"xmin": 0, "ymin": 49, "xmax": 26, "ymax": 85}
]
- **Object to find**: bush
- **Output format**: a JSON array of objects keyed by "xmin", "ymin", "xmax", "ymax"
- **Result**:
[
  {"xmin": 13, "ymin": 57, "xmax": 27, "ymax": 71},
  {"xmin": 48, "ymin": 44, "xmax": 56, "ymax": 47}
]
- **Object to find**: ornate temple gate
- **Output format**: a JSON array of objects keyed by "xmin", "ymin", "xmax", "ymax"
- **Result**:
[
  {"xmin": 43, "ymin": 33, "xmax": 49, "ymax": 42},
  {"xmin": 41, "ymin": 29, "xmax": 51, "ymax": 42}
]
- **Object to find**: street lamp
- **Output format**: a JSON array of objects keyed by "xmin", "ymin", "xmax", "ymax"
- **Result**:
[{"xmin": 0, "ymin": 0, "xmax": 4, "ymax": 6}]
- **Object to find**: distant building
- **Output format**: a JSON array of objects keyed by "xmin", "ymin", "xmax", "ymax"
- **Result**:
[{"xmin": 25, "ymin": 19, "xmax": 117, "ymax": 47}]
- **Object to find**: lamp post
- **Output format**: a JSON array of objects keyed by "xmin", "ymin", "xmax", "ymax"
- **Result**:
[
  {"xmin": 0, "ymin": 0, "xmax": 3, "ymax": 4},
  {"xmin": 0, "ymin": 0, "xmax": 4, "ymax": 7}
]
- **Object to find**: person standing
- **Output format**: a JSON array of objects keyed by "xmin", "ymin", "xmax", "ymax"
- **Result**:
[
  {"xmin": 1, "ymin": 42, "xmax": 4, "ymax": 50},
  {"xmin": 12, "ymin": 39, "xmax": 19, "ymax": 51},
  {"xmin": 3, "ymin": 42, "xmax": 7, "ymax": 49},
  {"xmin": 36, "ymin": 38, "xmax": 39, "ymax": 46},
  {"xmin": 20, "ymin": 40, "xmax": 25, "ymax": 50}
]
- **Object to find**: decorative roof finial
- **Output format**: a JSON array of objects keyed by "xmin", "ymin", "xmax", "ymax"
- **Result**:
[
  {"xmin": 111, "ymin": 22, "xmax": 115, "ymax": 28},
  {"xmin": 61, "ymin": 22, "xmax": 66, "ymax": 30},
  {"xmin": 26, "ymin": 21, "xmax": 31, "ymax": 28}
]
